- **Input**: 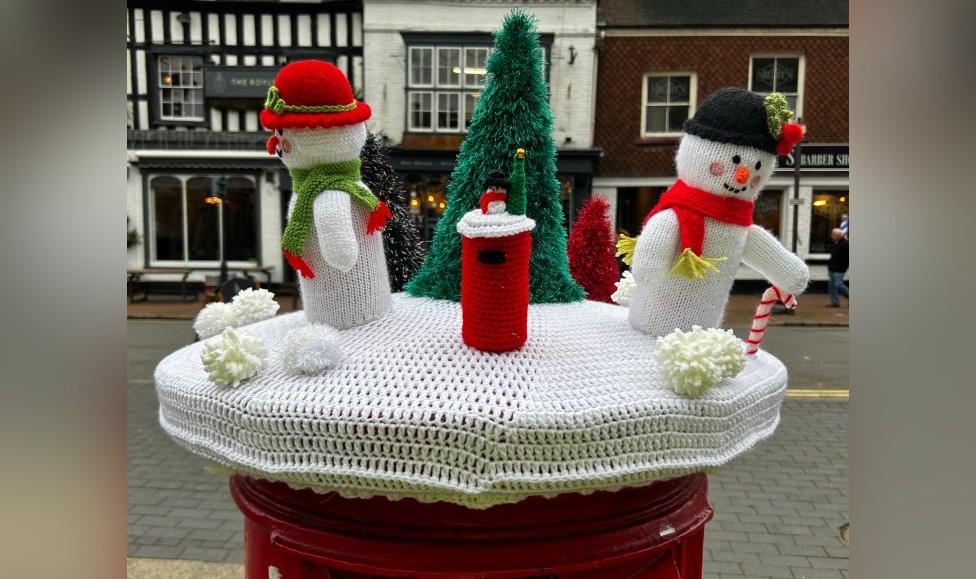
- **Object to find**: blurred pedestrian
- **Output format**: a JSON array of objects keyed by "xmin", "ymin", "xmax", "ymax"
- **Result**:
[
  {"xmin": 826, "ymin": 228, "xmax": 849, "ymax": 307},
  {"xmin": 839, "ymin": 213, "xmax": 849, "ymax": 238}
]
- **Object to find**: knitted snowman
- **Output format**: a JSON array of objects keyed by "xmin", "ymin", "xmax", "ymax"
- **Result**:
[
  {"xmin": 628, "ymin": 88, "xmax": 809, "ymax": 337},
  {"xmin": 262, "ymin": 60, "xmax": 393, "ymax": 369}
]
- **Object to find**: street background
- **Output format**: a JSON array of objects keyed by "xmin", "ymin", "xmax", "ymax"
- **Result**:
[{"xmin": 128, "ymin": 296, "xmax": 848, "ymax": 579}]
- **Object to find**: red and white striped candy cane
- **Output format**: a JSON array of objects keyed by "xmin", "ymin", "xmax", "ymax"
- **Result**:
[{"xmin": 745, "ymin": 285, "xmax": 797, "ymax": 356}]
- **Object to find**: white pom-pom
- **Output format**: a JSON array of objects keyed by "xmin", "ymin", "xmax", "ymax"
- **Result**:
[
  {"xmin": 232, "ymin": 288, "xmax": 280, "ymax": 326},
  {"xmin": 200, "ymin": 328, "xmax": 267, "ymax": 388},
  {"xmin": 656, "ymin": 325, "xmax": 746, "ymax": 398},
  {"xmin": 194, "ymin": 302, "xmax": 240, "ymax": 339},
  {"xmin": 283, "ymin": 325, "xmax": 343, "ymax": 375},
  {"xmin": 611, "ymin": 271, "xmax": 637, "ymax": 306}
]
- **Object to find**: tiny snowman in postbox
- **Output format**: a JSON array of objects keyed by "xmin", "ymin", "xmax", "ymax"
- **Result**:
[{"xmin": 456, "ymin": 149, "xmax": 535, "ymax": 352}]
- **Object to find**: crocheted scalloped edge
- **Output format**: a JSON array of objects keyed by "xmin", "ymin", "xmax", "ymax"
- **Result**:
[{"xmin": 161, "ymin": 410, "xmax": 781, "ymax": 509}]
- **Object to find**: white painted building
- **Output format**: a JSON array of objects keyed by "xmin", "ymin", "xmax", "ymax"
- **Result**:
[{"xmin": 360, "ymin": 0, "xmax": 600, "ymax": 240}]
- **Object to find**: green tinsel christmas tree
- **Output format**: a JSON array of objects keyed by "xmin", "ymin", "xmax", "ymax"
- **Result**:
[
  {"xmin": 405, "ymin": 10, "xmax": 584, "ymax": 303},
  {"xmin": 360, "ymin": 132, "xmax": 427, "ymax": 292}
]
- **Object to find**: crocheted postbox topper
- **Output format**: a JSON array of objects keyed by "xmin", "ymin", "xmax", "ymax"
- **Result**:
[{"xmin": 457, "ymin": 154, "xmax": 536, "ymax": 352}]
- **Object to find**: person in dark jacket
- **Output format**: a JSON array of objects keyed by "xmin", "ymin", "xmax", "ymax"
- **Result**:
[{"xmin": 826, "ymin": 228, "xmax": 849, "ymax": 307}]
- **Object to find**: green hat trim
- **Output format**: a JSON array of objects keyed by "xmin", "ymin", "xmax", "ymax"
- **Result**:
[
  {"xmin": 264, "ymin": 86, "xmax": 357, "ymax": 115},
  {"xmin": 763, "ymin": 93, "xmax": 793, "ymax": 139}
]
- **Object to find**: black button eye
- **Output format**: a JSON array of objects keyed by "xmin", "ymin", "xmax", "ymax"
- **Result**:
[
  {"xmin": 755, "ymin": 160, "xmax": 762, "ymax": 170},
  {"xmin": 732, "ymin": 155, "xmax": 741, "ymax": 164}
]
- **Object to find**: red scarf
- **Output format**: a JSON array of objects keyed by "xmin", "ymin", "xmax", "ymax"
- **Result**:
[{"xmin": 645, "ymin": 180, "xmax": 754, "ymax": 256}]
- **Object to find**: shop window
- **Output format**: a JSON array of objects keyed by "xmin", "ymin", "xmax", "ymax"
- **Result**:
[
  {"xmin": 149, "ymin": 175, "xmax": 258, "ymax": 264},
  {"xmin": 405, "ymin": 173, "xmax": 448, "ymax": 242},
  {"xmin": 750, "ymin": 56, "xmax": 803, "ymax": 117},
  {"xmin": 754, "ymin": 189, "xmax": 784, "ymax": 239},
  {"xmin": 157, "ymin": 55, "xmax": 204, "ymax": 121},
  {"xmin": 642, "ymin": 73, "xmax": 696, "ymax": 137},
  {"xmin": 809, "ymin": 190, "xmax": 849, "ymax": 254},
  {"xmin": 616, "ymin": 187, "xmax": 665, "ymax": 237}
]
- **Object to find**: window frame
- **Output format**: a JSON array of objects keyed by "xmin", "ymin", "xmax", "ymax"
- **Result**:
[
  {"xmin": 147, "ymin": 47, "xmax": 208, "ymax": 128},
  {"xmin": 640, "ymin": 71, "xmax": 698, "ymax": 138},
  {"xmin": 146, "ymin": 173, "xmax": 261, "ymax": 268},
  {"xmin": 748, "ymin": 53, "xmax": 806, "ymax": 120},
  {"xmin": 155, "ymin": 53, "xmax": 206, "ymax": 123},
  {"xmin": 403, "ymin": 33, "xmax": 551, "ymax": 135}
]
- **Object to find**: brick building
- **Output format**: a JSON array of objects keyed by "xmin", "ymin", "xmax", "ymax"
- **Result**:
[{"xmin": 592, "ymin": 0, "xmax": 849, "ymax": 281}]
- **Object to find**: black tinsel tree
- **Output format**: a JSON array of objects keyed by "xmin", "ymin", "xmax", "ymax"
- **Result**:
[{"xmin": 360, "ymin": 132, "xmax": 426, "ymax": 292}]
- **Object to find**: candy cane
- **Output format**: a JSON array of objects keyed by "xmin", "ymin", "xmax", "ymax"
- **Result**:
[{"xmin": 745, "ymin": 285, "xmax": 797, "ymax": 356}]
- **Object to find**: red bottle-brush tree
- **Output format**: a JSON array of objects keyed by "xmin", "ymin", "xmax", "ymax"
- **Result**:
[{"xmin": 567, "ymin": 197, "xmax": 620, "ymax": 303}]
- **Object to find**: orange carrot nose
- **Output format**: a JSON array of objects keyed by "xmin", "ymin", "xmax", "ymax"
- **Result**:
[
  {"xmin": 735, "ymin": 166, "xmax": 750, "ymax": 184},
  {"xmin": 266, "ymin": 135, "xmax": 279, "ymax": 156}
]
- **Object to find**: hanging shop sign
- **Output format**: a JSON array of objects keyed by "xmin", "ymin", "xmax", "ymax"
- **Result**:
[
  {"xmin": 205, "ymin": 67, "xmax": 278, "ymax": 98},
  {"xmin": 776, "ymin": 144, "xmax": 849, "ymax": 171}
]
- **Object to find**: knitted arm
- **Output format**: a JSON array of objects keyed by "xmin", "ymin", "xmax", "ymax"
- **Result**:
[
  {"xmin": 742, "ymin": 225, "xmax": 809, "ymax": 295},
  {"xmin": 630, "ymin": 209, "xmax": 680, "ymax": 284},
  {"xmin": 313, "ymin": 189, "xmax": 359, "ymax": 273}
]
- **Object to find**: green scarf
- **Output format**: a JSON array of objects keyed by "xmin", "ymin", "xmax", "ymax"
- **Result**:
[{"xmin": 283, "ymin": 159, "xmax": 390, "ymax": 278}]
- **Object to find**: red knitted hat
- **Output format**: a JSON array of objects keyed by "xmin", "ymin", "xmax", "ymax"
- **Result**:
[{"xmin": 260, "ymin": 60, "xmax": 371, "ymax": 130}]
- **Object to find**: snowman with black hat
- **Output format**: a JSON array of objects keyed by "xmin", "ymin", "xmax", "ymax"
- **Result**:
[{"xmin": 627, "ymin": 88, "xmax": 809, "ymax": 337}]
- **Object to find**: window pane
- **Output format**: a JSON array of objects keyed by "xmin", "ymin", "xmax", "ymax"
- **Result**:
[
  {"xmin": 669, "ymin": 76, "xmax": 690, "ymax": 103},
  {"xmin": 409, "ymin": 47, "xmax": 432, "ymax": 85},
  {"xmin": 785, "ymin": 94, "xmax": 798, "ymax": 114},
  {"xmin": 151, "ymin": 176, "xmax": 184, "ymax": 261},
  {"xmin": 751, "ymin": 58, "xmax": 776, "ymax": 93},
  {"xmin": 158, "ymin": 55, "xmax": 204, "ymax": 120},
  {"xmin": 223, "ymin": 177, "xmax": 258, "ymax": 262},
  {"xmin": 464, "ymin": 92, "xmax": 480, "ymax": 128},
  {"xmin": 186, "ymin": 177, "xmax": 220, "ymax": 261},
  {"xmin": 437, "ymin": 92, "xmax": 460, "ymax": 131},
  {"xmin": 754, "ymin": 189, "xmax": 783, "ymax": 238},
  {"xmin": 809, "ymin": 190, "xmax": 849, "ymax": 253},
  {"xmin": 463, "ymin": 48, "xmax": 488, "ymax": 87},
  {"xmin": 667, "ymin": 105, "xmax": 689, "ymax": 132},
  {"xmin": 409, "ymin": 92, "xmax": 432, "ymax": 129},
  {"xmin": 436, "ymin": 47, "xmax": 460, "ymax": 87},
  {"xmin": 775, "ymin": 58, "xmax": 799, "ymax": 92},
  {"xmin": 646, "ymin": 77, "xmax": 668, "ymax": 103},
  {"xmin": 645, "ymin": 106, "xmax": 667, "ymax": 133}
]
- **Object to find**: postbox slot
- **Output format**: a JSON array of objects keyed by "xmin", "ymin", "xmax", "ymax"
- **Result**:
[{"xmin": 478, "ymin": 250, "xmax": 507, "ymax": 264}]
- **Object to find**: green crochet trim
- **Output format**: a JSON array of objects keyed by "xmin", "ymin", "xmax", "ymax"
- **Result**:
[
  {"xmin": 265, "ymin": 86, "xmax": 357, "ymax": 115},
  {"xmin": 764, "ymin": 93, "xmax": 793, "ymax": 139},
  {"xmin": 283, "ymin": 160, "xmax": 378, "ymax": 257}
]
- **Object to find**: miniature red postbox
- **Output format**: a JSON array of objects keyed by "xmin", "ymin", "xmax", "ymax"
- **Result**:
[{"xmin": 457, "ymin": 162, "xmax": 535, "ymax": 352}]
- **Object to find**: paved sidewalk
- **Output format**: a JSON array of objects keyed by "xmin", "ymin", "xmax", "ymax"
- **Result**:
[{"xmin": 128, "ymin": 319, "xmax": 848, "ymax": 578}]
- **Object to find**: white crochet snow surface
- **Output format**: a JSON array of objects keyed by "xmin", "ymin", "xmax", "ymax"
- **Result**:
[{"xmin": 156, "ymin": 293, "xmax": 787, "ymax": 508}]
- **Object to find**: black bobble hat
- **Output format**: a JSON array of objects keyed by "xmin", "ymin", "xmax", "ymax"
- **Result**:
[
  {"xmin": 684, "ymin": 87, "xmax": 779, "ymax": 154},
  {"xmin": 484, "ymin": 170, "xmax": 509, "ymax": 189}
]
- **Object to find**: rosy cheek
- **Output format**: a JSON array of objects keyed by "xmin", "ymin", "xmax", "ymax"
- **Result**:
[
  {"xmin": 281, "ymin": 138, "xmax": 292, "ymax": 154},
  {"xmin": 709, "ymin": 162, "xmax": 725, "ymax": 176},
  {"xmin": 750, "ymin": 175, "xmax": 762, "ymax": 188}
]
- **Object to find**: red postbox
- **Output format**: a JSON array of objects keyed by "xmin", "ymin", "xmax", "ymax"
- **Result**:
[
  {"xmin": 231, "ymin": 472, "xmax": 713, "ymax": 579},
  {"xmin": 457, "ymin": 169, "xmax": 535, "ymax": 352}
]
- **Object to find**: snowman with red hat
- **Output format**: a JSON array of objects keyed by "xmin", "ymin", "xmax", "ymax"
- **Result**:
[
  {"xmin": 263, "ymin": 60, "xmax": 392, "ymax": 373},
  {"xmin": 626, "ymin": 88, "xmax": 809, "ymax": 337}
]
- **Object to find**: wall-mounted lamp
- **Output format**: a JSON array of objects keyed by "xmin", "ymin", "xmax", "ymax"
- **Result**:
[{"xmin": 568, "ymin": 46, "xmax": 577, "ymax": 65}]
